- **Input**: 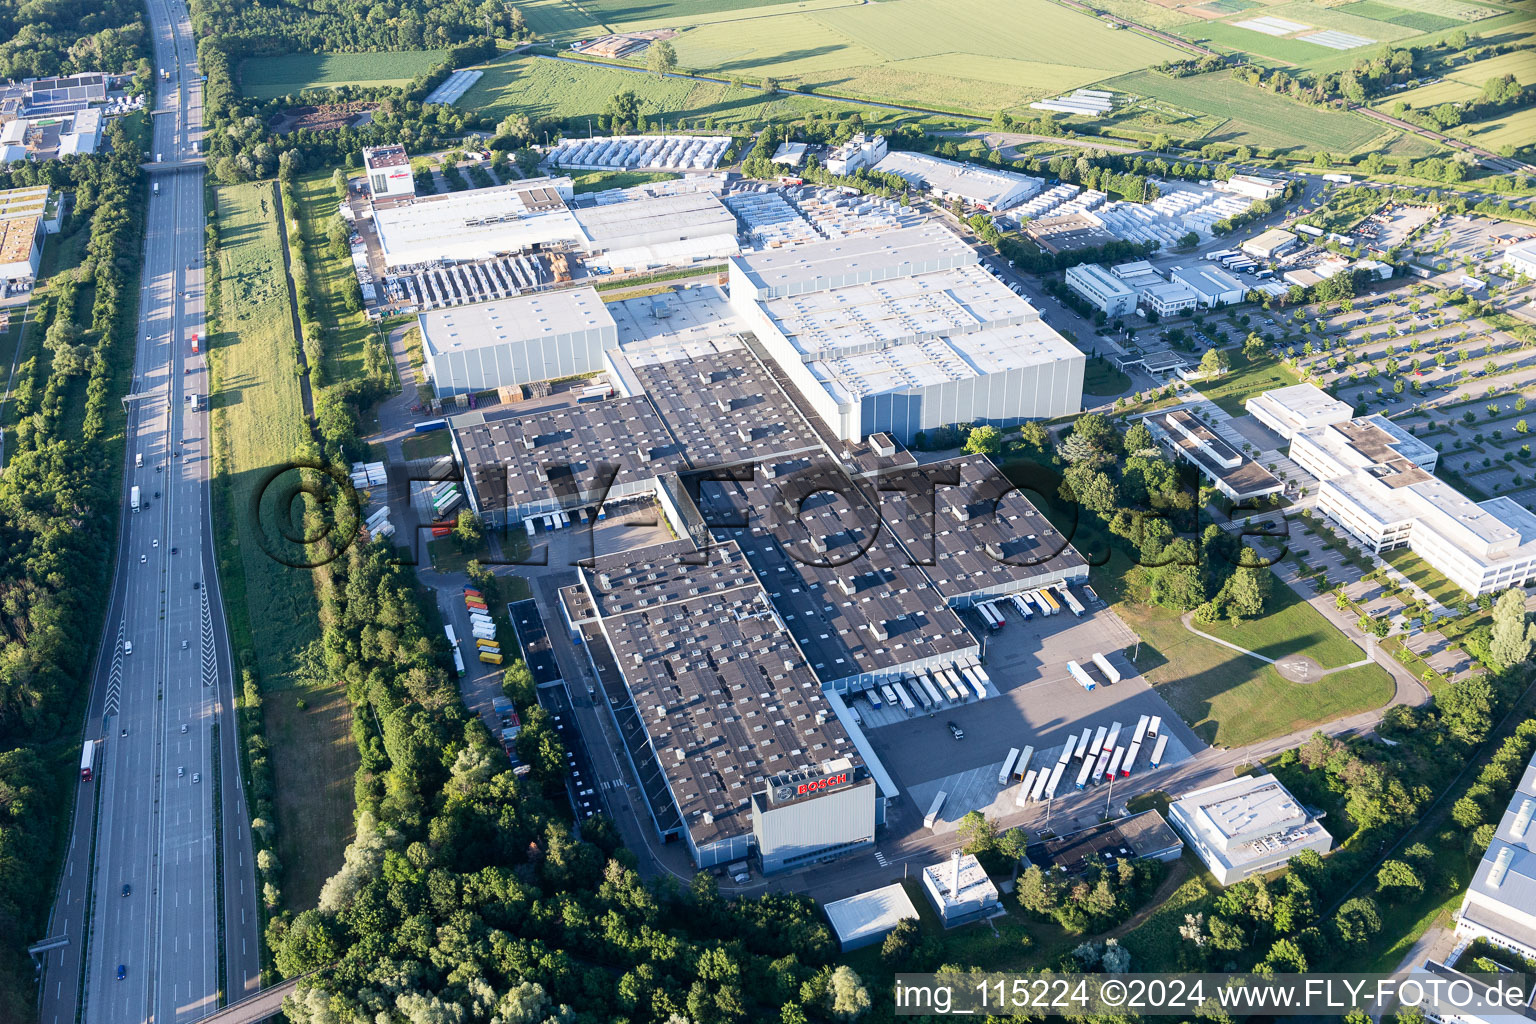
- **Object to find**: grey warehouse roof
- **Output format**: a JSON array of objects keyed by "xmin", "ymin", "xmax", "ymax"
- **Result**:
[
  {"xmin": 731, "ymin": 222, "xmax": 974, "ymax": 298},
  {"xmin": 422, "ymin": 287, "xmax": 615, "ymax": 358},
  {"xmin": 583, "ymin": 538, "xmax": 865, "ymax": 851}
]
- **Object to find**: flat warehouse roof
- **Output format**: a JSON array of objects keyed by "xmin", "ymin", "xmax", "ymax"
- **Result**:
[
  {"xmin": 0, "ymin": 184, "xmax": 48, "ymax": 221},
  {"xmin": 453, "ymin": 393, "xmax": 684, "ymax": 514},
  {"xmin": 824, "ymin": 884, "xmax": 920, "ymax": 949},
  {"xmin": 732, "ymin": 222, "xmax": 973, "ymax": 297},
  {"xmin": 0, "ymin": 216, "xmax": 37, "ymax": 265},
  {"xmin": 574, "ymin": 191, "xmax": 739, "ymax": 251},
  {"xmin": 695, "ymin": 458, "xmax": 975, "ymax": 684},
  {"xmin": 873, "ymin": 150, "xmax": 1042, "ymax": 208},
  {"xmin": 372, "ymin": 178, "xmax": 584, "ymax": 265},
  {"xmin": 422, "ymin": 288, "xmax": 615, "ymax": 357},
  {"xmin": 584, "ymin": 539, "xmax": 865, "ymax": 851},
  {"xmin": 875, "ymin": 456, "xmax": 1087, "ymax": 599}
]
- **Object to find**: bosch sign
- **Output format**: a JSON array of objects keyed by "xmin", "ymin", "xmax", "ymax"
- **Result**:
[{"xmin": 770, "ymin": 769, "xmax": 859, "ymax": 803}]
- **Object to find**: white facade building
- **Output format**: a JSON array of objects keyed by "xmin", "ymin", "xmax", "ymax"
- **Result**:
[
  {"xmin": 1246, "ymin": 382, "xmax": 1353, "ymax": 441},
  {"xmin": 363, "ymin": 144, "xmax": 415, "ymax": 200},
  {"xmin": 1170, "ymin": 264, "xmax": 1246, "ymax": 307},
  {"xmin": 921, "ymin": 851, "xmax": 1001, "ymax": 926},
  {"xmin": 1455, "ymin": 752, "xmax": 1536, "ymax": 959},
  {"xmin": 825, "ymin": 133, "xmax": 888, "ymax": 176},
  {"xmin": 728, "ymin": 223, "xmax": 1084, "ymax": 442},
  {"xmin": 1141, "ymin": 279, "xmax": 1199, "ymax": 317},
  {"xmin": 1504, "ymin": 239, "xmax": 1536, "ymax": 280},
  {"xmin": 872, "ymin": 150, "xmax": 1043, "ymax": 212},
  {"xmin": 1274, "ymin": 391, "xmax": 1536, "ymax": 596},
  {"xmin": 1219, "ymin": 174, "xmax": 1285, "ymax": 201},
  {"xmin": 1151, "ymin": 408, "xmax": 1282, "ymax": 502},
  {"xmin": 1167, "ymin": 774, "xmax": 1332, "ymax": 885},
  {"xmin": 1065, "ymin": 262, "xmax": 1137, "ymax": 317},
  {"xmin": 420, "ymin": 286, "xmax": 618, "ymax": 395}
]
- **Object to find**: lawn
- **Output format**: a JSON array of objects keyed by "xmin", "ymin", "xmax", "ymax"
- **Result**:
[
  {"xmin": 1193, "ymin": 351, "xmax": 1301, "ymax": 417},
  {"xmin": 1382, "ymin": 546, "xmax": 1472, "ymax": 606},
  {"xmin": 239, "ymin": 50, "xmax": 448, "ymax": 99},
  {"xmin": 400, "ymin": 430, "xmax": 453, "ymax": 461},
  {"xmin": 1083, "ymin": 356, "xmax": 1132, "ymax": 397},
  {"xmin": 1115, "ymin": 577, "xmax": 1394, "ymax": 748},
  {"xmin": 210, "ymin": 181, "xmax": 356, "ymax": 909},
  {"xmin": 292, "ymin": 171, "xmax": 383, "ymax": 389},
  {"xmin": 1099, "ymin": 69, "xmax": 1386, "ymax": 152}
]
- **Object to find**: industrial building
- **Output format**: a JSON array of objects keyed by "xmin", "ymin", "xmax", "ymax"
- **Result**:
[
  {"xmin": 1266, "ymin": 385, "xmax": 1536, "ymax": 595},
  {"xmin": 823, "ymin": 884, "xmax": 920, "ymax": 951},
  {"xmin": 422, "ymin": 286, "xmax": 618, "ymax": 396},
  {"xmin": 1454, "ymin": 751, "xmax": 1536, "ymax": 959},
  {"xmin": 1026, "ymin": 811, "xmax": 1183, "ymax": 874},
  {"xmin": 825, "ymin": 132, "xmax": 887, "ymax": 176},
  {"xmin": 363, "ymin": 144, "xmax": 415, "ymax": 200},
  {"xmin": 1148, "ymin": 408, "xmax": 1282, "ymax": 502},
  {"xmin": 1218, "ymin": 174, "xmax": 1286, "ymax": 201},
  {"xmin": 579, "ymin": 539, "xmax": 884, "ymax": 872},
  {"xmin": 728, "ymin": 223, "xmax": 1084, "ymax": 442},
  {"xmin": 0, "ymin": 185, "xmax": 51, "ymax": 284},
  {"xmin": 1065, "ymin": 262, "xmax": 1137, "ymax": 317},
  {"xmin": 1167, "ymin": 773, "xmax": 1332, "ymax": 885},
  {"xmin": 1241, "ymin": 227, "xmax": 1299, "ymax": 260},
  {"xmin": 1505, "ymin": 239, "xmax": 1536, "ymax": 280},
  {"xmin": 922, "ymin": 851, "xmax": 1001, "ymax": 926},
  {"xmin": 1023, "ymin": 212, "xmax": 1120, "ymax": 254},
  {"xmin": 1170, "ymin": 264, "xmax": 1246, "ymax": 308},
  {"xmin": 872, "ymin": 150, "xmax": 1042, "ymax": 212}
]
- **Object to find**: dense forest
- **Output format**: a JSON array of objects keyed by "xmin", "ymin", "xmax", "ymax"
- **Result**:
[
  {"xmin": 188, "ymin": 0, "xmax": 520, "ymax": 56},
  {"xmin": 0, "ymin": 121, "xmax": 148, "ymax": 1018},
  {"xmin": 0, "ymin": 0, "xmax": 146, "ymax": 79},
  {"xmin": 270, "ymin": 541, "xmax": 863, "ymax": 1024}
]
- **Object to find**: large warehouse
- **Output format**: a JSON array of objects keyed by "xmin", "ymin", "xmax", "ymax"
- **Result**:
[
  {"xmin": 578, "ymin": 539, "xmax": 885, "ymax": 872},
  {"xmin": 872, "ymin": 151, "xmax": 1042, "ymax": 212},
  {"xmin": 422, "ymin": 286, "xmax": 618, "ymax": 396},
  {"xmin": 728, "ymin": 224, "xmax": 1084, "ymax": 442},
  {"xmin": 1454, "ymin": 751, "xmax": 1536, "ymax": 958},
  {"xmin": 0, "ymin": 185, "xmax": 49, "ymax": 284}
]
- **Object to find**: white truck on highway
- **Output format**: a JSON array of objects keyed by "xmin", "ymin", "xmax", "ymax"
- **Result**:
[{"xmin": 130, "ymin": 485, "xmax": 141, "ymax": 512}]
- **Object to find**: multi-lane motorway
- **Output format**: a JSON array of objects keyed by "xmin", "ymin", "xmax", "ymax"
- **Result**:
[{"xmin": 35, "ymin": 0, "xmax": 259, "ymax": 1019}]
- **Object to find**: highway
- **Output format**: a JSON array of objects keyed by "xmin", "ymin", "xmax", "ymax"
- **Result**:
[{"xmin": 35, "ymin": 0, "xmax": 260, "ymax": 1020}]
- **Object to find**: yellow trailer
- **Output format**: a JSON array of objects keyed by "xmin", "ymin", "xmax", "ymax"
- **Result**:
[{"xmin": 479, "ymin": 651, "xmax": 504, "ymax": 665}]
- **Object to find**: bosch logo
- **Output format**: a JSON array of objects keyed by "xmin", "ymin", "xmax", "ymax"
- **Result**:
[{"xmin": 796, "ymin": 772, "xmax": 848, "ymax": 796}]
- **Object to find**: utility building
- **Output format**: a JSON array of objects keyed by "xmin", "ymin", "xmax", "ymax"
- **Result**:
[
  {"xmin": 1065, "ymin": 262, "xmax": 1137, "ymax": 317},
  {"xmin": 363, "ymin": 144, "xmax": 415, "ymax": 200}
]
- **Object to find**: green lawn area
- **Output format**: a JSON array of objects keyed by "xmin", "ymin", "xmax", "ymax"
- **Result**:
[
  {"xmin": 239, "ymin": 50, "xmax": 448, "ymax": 99},
  {"xmin": 1193, "ymin": 351, "xmax": 1301, "ymax": 417},
  {"xmin": 1083, "ymin": 356, "xmax": 1132, "ymax": 397},
  {"xmin": 1382, "ymin": 546, "xmax": 1471, "ymax": 607},
  {"xmin": 292, "ymin": 171, "xmax": 382, "ymax": 390},
  {"xmin": 400, "ymin": 430, "xmax": 452, "ymax": 461},
  {"xmin": 1115, "ymin": 576, "xmax": 1394, "ymax": 748},
  {"xmin": 210, "ymin": 181, "xmax": 355, "ymax": 910},
  {"xmin": 1098, "ymin": 69, "xmax": 1389, "ymax": 152}
]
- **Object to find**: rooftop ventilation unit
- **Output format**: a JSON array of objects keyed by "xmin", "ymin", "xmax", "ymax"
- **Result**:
[{"xmin": 1489, "ymin": 845, "xmax": 1514, "ymax": 888}]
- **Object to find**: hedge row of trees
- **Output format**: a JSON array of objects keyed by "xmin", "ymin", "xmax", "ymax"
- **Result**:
[
  {"xmin": 0, "ymin": 122, "xmax": 147, "ymax": 1019},
  {"xmin": 270, "ymin": 538, "xmax": 873, "ymax": 1024}
]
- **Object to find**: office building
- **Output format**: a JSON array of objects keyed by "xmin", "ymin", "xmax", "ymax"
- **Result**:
[
  {"xmin": 1065, "ymin": 262, "xmax": 1137, "ymax": 317},
  {"xmin": 1149, "ymin": 408, "xmax": 1282, "ymax": 502},
  {"xmin": 1455, "ymin": 751, "xmax": 1536, "ymax": 959},
  {"xmin": 1140, "ymin": 279, "xmax": 1199, "ymax": 317},
  {"xmin": 825, "ymin": 133, "xmax": 887, "ymax": 176},
  {"xmin": 1504, "ymin": 239, "xmax": 1536, "ymax": 280},
  {"xmin": 1281, "ymin": 398, "xmax": 1536, "ymax": 596},
  {"xmin": 1167, "ymin": 774, "xmax": 1332, "ymax": 885},
  {"xmin": 1245, "ymin": 382, "xmax": 1353, "ymax": 441},
  {"xmin": 363, "ymin": 144, "xmax": 415, "ymax": 200}
]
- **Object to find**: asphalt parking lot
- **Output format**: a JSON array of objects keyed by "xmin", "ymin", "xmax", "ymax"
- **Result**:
[{"xmin": 859, "ymin": 601, "xmax": 1204, "ymax": 830}]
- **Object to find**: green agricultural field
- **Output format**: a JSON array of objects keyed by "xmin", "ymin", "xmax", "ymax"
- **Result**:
[
  {"xmin": 1265, "ymin": 0, "xmax": 1425, "ymax": 40},
  {"xmin": 1375, "ymin": 0, "xmax": 1501, "ymax": 20},
  {"xmin": 210, "ymin": 182, "xmax": 355, "ymax": 908},
  {"xmin": 239, "ymin": 49, "xmax": 448, "ymax": 99},
  {"xmin": 1376, "ymin": 77, "xmax": 1482, "ymax": 110},
  {"xmin": 1460, "ymin": 105, "xmax": 1536, "ymax": 151},
  {"xmin": 1095, "ymin": 0, "xmax": 1206, "ymax": 28},
  {"xmin": 1444, "ymin": 49, "xmax": 1536, "ymax": 85},
  {"xmin": 461, "ymin": 54, "xmax": 941, "ymax": 129},
  {"xmin": 1343, "ymin": 1, "xmax": 1462, "ymax": 33},
  {"xmin": 1102, "ymin": 69, "xmax": 1386, "ymax": 152},
  {"xmin": 523, "ymin": 0, "xmax": 861, "ymax": 39}
]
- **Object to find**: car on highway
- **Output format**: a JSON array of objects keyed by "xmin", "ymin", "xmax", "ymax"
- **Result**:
[
  {"xmin": 121, "ymin": 883, "xmax": 130, "ymax": 897},
  {"xmin": 946, "ymin": 721, "xmax": 964, "ymax": 740},
  {"xmin": 192, "ymin": 773, "xmax": 200, "ymax": 783},
  {"xmin": 177, "ymin": 766, "xmax": 183, "ymax": 777},
  {"xmin": 117, "ymin": 965, "xmax": 126, "ymax": 981},
  {"xmin": 181, "ymin": 724, "xmax": 188, "ymax": 733},
  {"xmin": 124, "ymin": 640, "xmax": 133, "ymax": 654}
]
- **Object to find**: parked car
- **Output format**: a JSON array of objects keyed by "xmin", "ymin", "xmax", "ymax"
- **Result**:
[{"xmin": 946, "ymin": 721, "xmax": 965, "ymax": 740}]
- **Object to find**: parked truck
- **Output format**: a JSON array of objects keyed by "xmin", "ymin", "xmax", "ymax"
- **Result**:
[
  {"xmin": 1066, "ymin": 659, "xmax": 1096, "ymax": 691},
  {"xmin": 1091, "ymin": 651, "xmax": 1121, "ymax": 685},
  {"xmin": 998, "ymin": 748, "xmax": 1021, "ymax": 786},
  {"xmin": 131, "ymin": 485, "xmax": 141, "ymax": 512},
  {"xmin": 924, "ymin": 790, "xmax": 947, "ymax": 830}
]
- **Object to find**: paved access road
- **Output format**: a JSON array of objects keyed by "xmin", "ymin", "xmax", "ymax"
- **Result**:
[{"xmin": 35, "ymin": 0, "xmax": 259, "ymax": 1020}]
